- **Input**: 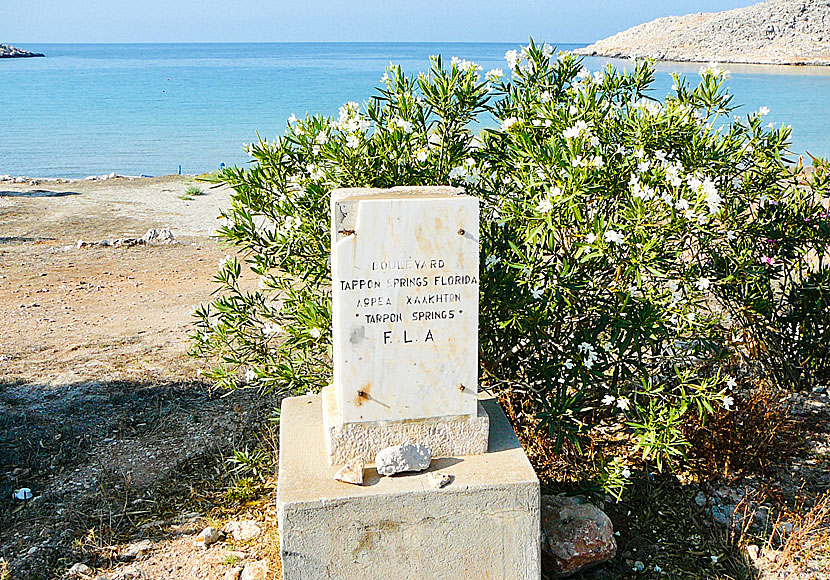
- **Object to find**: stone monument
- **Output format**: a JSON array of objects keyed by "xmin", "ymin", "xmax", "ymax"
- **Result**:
[
  {"xmin": 324, "ymin": 185, "xmax": 489, "ymax": 464},
  {"xmin": 277, "ymin": 186, "xmax": 541, "ymax": 579}
]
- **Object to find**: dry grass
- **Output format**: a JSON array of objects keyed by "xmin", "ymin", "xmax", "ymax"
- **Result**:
[
  {"xmin": 683, "ymin": 385, "xmax": 804, "ymax": 480},
  {"xmin": 762, "ymin": 494, "xmax": 830, "ymax": 577}
]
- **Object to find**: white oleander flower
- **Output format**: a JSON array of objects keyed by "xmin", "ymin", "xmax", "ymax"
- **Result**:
[
  {"xmin": 603, "ymin": 230, "xmax": 625, "ymax": 245},
  {"xmin": 616, "ymin": 397, "xmax": 630, "ymax": 411},
  {"xmin": 564, "ymin": 359, "xmax": 574, "ymax": 370},
  {"xmin": 586, "ymin": 233, "xmax": 597, "ymax": 244},
  {"xmin": 758, "ymin": 106, "xmax": 770, "ymax": 116},
  {"xmin": 501, "ymin": 117, "xmax": 519, "ymax": 132},
  {"xmin": 722, "ymin": 395, "xmax": 734, "ymax": 410},
  {"xmin": 262, "ymin": 322, "xmax": 283, "ymax": 337},
  {"xmin": 536, "ymin": 197, "xmax": 554, "ymax": 214},
  {"xmin": 726, "ymin": 376, "xmax": 737, "ymax": 389},
  {"xmin": 621, "ymin": 468, "xmax": 631, "ymax": 479},
  {"xmin": 602, "ymin": 394, "xmax": 616, "ymax": 406},
  {"xmin": 486, "ymin": 68, "xmax": 504, "ymax": 81},
  {"xmin": 346, "ymin": 134, "xmax": 360, "ymax": 149},
  {"xmin": 504, "ymin": 49, "xmax": 520, "ymax": 71},
  {"xmin": 287, "ymin": 114, "xmax": 298, "ymax": 125},
  {"xmin": 393, "ymin": 117, "xmax": 414, "ymax": 133},
  {"xmin": 416, "ymin": 149, "xmax": 428, "ymax": 162},
  {"xmin": 219, "ymin": 254, "xmax": 233, "ymax": 268},
  {"xmin": 696, "ymin": 277, "xmax": 711, "ymax": 291},
  {"xmin": 309, "ymin": 327, "xmax": 322, "ymax": 339},
  {"xmin": 245, "ymin": 368, "xmax": 256, "ymax": 383}
]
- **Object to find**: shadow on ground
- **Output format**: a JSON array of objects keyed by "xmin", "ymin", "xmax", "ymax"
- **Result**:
[
  {"xmin": 0, "ymin": 190, "xmax": 82, "ymax": 198},
  {"xmin": 0, "ymin": 377, "xmax": 278, "ymax": 580}
]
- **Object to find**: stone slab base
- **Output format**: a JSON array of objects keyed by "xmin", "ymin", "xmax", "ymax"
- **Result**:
[
  {"xmin": 321, "ymin": 385, "xmax": 489, "ymax": 465},
  {"xmin": 277, "ymin": 395, "xmax": 541, "ymax": 580}
]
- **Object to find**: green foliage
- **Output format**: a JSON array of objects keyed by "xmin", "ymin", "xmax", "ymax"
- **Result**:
[
  {"xmin": 192, "ymin": 41, "xmax": 830, "ymax": 497},
  {"xmin": 186, "ymin": 185, "xmax": 205, "ymax": 196},
  {"xmin": 226, "ymin": 447, "xmax": 272, "ymax": 482}
]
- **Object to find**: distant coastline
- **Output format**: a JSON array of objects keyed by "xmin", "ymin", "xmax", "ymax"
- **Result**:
[
  {"xmin": 576, "ymin": 0, "xmax": 830, "ymax": 66},
  {"xmin": 0, "ymin": 43, "xmax": 44, "ymax": 58}
]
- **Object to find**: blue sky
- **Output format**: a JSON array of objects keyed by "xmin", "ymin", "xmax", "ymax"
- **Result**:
[{"xmin": 7, "ymin": 1, "xmax": 758, "ymax": 43}]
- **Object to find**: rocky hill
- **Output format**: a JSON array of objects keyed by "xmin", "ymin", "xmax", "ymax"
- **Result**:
[
  {"xmin": 576, "ymin": 0, "xmax": 830, "ymax": 65},
  {"xmin": 0, "ymin": 44, "xmax": 44, "ymax": 58}
]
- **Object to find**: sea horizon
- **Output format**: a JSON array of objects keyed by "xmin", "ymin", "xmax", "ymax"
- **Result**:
[{"xmin": 3, "ymin": 41, "xmax": 830, "ymax": 178}]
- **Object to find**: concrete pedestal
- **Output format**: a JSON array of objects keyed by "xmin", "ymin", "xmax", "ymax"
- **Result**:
[{"xmin": 276, "ymin": 395, "xmax": 541, "ymax": 580}]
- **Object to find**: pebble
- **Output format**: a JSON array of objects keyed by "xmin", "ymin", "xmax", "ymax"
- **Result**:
[
  {"xmin": 240, "ymin": 559, "xmax": 268, "ymax": 580},
  {"xmin": 426, "ymin": 471, "xmax": 451, "ymax": 489},
  {"xmin": 333, "ymin": 458, "xmax": 365, "ymax": 485},
  {"xmin": 193, "ymin": 526, "xmax": 222, "ymax": 548},
  {"xmin": 224, "ymin": 520, "xmax": 264, "ymax": 542},
  {"xmin": 68, "ymin": 562, "xmax": 93, "ymax": 577},
  {"xmin": 120, "ymin": 539, "xmax": 152, "ymax": 561}
]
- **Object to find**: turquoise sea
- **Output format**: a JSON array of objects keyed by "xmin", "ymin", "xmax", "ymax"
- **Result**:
[{"xmin": 2, "ymin": 42, "xmax": 830, "ymax": 178}]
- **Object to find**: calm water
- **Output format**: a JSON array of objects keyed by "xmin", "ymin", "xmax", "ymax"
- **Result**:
[{"xmin": 2, "ymin": 42, "xmax": 830, "ymax": 178}]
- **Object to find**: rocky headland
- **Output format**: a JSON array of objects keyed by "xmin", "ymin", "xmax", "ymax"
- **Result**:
[
  {"xmin": 576, "ymin": 0, "xmax": 830, "ymax": 65},
  {"xmin": 0, "ymin": 43, "xmax": 44, "ymax": 58}
]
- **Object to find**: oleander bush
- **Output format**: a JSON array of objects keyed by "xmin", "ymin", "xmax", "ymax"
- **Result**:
[{"xmin": 191, "ymin": 40, "xmax": 830, "ymax": 495}]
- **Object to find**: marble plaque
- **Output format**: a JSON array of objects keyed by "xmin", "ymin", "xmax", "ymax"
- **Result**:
[{"xmin": 330, "ymin": 187, "xmax": 480, "ymax": 424}]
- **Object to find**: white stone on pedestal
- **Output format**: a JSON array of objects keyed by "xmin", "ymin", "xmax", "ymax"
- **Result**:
[{"xmin": 325, "ymin": 186, "xmax": 488, "ymax": 464}]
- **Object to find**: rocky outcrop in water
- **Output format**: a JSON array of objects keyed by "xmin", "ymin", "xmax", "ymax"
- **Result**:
[
  {"xmin": 0, "ymin": 44, "xmax": 44, "ymax": 58},
  {"xmin": 576, "ymin": 0, "xmax": 830, "ymax": 65}
]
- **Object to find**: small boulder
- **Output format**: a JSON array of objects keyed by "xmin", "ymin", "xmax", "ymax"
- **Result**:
[
  {"xmin": 193, "ymin": 526, "xmax": 222, "ymax": 548},
  {"xmin": 541, "ymin": 495, "xmax": 617, "ymax": 578},
  {"xmin": 224, "ymin": 520, "xmax": 263, "ymax": 542},
  {"xmin": 224, "ymin": 566, "xmax": 244, "ymax": 580},
  {"xmin": 375, "ymin": 443, "xmax": 431, "ymax": 476},
  {"xmin": 333, "ymin": 458, "xmax": 365, "ymax": 485}
]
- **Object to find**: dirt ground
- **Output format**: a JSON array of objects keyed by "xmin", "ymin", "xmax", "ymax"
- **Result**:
[
  {"xmin": 3, "ymin": 175, "xmax": 830, "ymax": 580},
  {"xmin": 1, "ymin": 176, "xmax": 281, "ymax": 580}
]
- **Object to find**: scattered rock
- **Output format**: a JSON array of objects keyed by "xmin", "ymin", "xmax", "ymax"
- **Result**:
[
  {"xmin": 333, "ymin": 458, "xmax": 365, "ymax": 485},
  {"xmin": 426, "ymin": 471, "xmax": 452, "ymax": 489},
  {"xmin": 225, "ymin": 566, "xmax": 244, "ymax": 580},
  {"xmin": 119, "ymin": 539, "xmax": 152, "ymax": 561},
  {"xmin": 224, "ymin": 520, "xmax": 264, "ymax": 542},
  {"xmin": 711, "ymin": 504, "xmax": 737, "ymax": 526},
  {"xmin": 193, "ymin": 526, "xmax": 222, "ymax": 548},
  {"xmin": 240, "ymin": 559, "xmax": 268, "ymax": 580},
  {"xmin": 375, "ymin": 443, "xmax": 432, "ymax": 476},
  {"xmin": 67, "ymin": 562, "xmax": 93, "ymax": 577},
  {"xmin": 76, "ymin": 228, "xmax": 175, "ymax": 249},
  {"xmin": 540, "ymin": 495, "xmax": 617, "ymax": 578},
  {"xmin": 141, "ymin": 228, "xmax": 175, "ymax": 245}
]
